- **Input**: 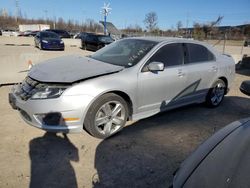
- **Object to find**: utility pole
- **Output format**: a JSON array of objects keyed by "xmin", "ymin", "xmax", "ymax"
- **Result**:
[
  {"xmin": 44, "ymin": 10, "xmax": 48, "ymax": 24},
  {"xmin": 186, "ymin": 12, "xmax": 189, "ymax": 38},
  {"xmin": 15, "ymin": 0, "xmax": 19, "ymax": 22},
  {"xmin": 101, "ymin": 3, "xmax": 111, "ymax": 35}
]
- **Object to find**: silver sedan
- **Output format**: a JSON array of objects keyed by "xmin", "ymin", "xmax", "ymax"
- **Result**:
[{"xmin": 9, "ymin": 37, "xmax": 235, "ymax": 138}]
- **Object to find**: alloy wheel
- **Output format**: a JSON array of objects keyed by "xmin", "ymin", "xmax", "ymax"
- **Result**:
[
  {"xmin": 210, "ymin": 82, "xmax": 225, "ymax": 106},
  {"xmin": 94, "ymin": 101, "xmax": 126, "ymax": 135}
]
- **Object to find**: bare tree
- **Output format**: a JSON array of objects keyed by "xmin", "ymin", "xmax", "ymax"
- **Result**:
[
  {"xmin": 176, "ymin": 21, "xmax": 183, "ymax": 31},
  {"xmin": 144, "ymin": 12, "xmax": 158, "ymax": 32},
  {"xmin": 203, "ymin": 16, "xmax": 224, "ymax": 39},
  {"xmin": 193, "ymin": 22, "xmax": 205, "ymax": 40}
]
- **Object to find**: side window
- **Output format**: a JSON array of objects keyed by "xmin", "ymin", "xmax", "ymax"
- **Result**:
[
  {"xmin": 86, "ymin": 35, "xmax": 92, "ymax": 42},
  {"xmin": 149, "ymin": 43, "xmax": 184, "ymax": 67},
  {"xmin": 186, "ymin": 43, "xmax": 215, "ymax": 64}
]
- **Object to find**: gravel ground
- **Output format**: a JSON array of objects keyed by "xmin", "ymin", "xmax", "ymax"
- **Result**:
[{"xmin": 0, "ymin": 38, "xmax": 250, "ymax": 187}]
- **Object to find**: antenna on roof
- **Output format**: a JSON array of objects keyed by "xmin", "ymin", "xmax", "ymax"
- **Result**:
[{"xmin": 100, "ymin": 2, "xmax": 112, "ymax": 35}]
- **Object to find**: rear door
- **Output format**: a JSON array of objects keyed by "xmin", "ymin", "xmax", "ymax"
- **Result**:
[
  {"xmin": 86, "ymin": 35, "xmax": 98, "ymax": 50},
  {"xmin": 182, "ymin": 43, "xmax": 218, "ymax": 103},
  {"xmin": 137, "ymin": 43, "xmax": 187, "ymax": 113}
]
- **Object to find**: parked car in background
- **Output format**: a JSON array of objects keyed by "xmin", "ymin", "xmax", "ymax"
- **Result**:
[
  {"xmin": 244, "ymin": 39, "xmax": 250, "ymax": 47},
  {"xmin": 45, "ymin": 29, "xmax": 71, "ymax": 38},
  {"xmin": 74, "ymin": 32, "xmax": 92, "ymax": 39},
  {"xmin": 2, "ymin": 29, "xmax": 19, "ymax": 37},
  {"xmin": 81, "ymin": 33, "xmax": 114, "ymax": 51},
  {"xmin": 172, "ymin": 80, "xmax": 250, "ymax": 188},
  {"xmin": 9, "ymin": 37, "xmax": 235, "ymax": 139},
  {"xmin": 34, "ymin": 31, "xmax": 64, "ymax": 50},
  {"xmin": 19, "ymin": 30, "xmax": 39, "ymax": 37}
]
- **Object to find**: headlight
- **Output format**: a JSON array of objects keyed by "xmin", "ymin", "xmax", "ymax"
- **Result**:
[
  {"xmin": 60, "ymin": 40, "xmax": 64, "ymax": 44},
  {"xmin": 42, "ymin": 40, "xmax": 48, "ymax": 43},
  {"xmin": 31, "ymin": 86, "xmax": 68, "ymax": 99}
]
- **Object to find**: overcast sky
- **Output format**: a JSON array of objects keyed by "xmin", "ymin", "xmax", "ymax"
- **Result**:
[{"xmin": 1, "ymin": 0, "xmax": 250, "ymax": 29}]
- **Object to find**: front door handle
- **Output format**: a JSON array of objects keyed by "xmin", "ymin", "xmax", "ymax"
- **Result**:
[{"xmin": 211, "ymin": 66, "xmax": 218, "ymax": 72}]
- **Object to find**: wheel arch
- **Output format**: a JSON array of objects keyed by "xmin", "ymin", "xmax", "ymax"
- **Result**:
[
  {"xmin": 106, "ymin": 90, "xmax": 133, "ymax": 120},
  {"xmin": 218, "ymin": 76, "xmax": 228, "ymax": 94}
]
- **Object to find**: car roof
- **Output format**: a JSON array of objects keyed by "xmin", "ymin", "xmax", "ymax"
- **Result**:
[
  {"xmin": 128, "ymin": 37, "xmax": 218, "ymax": 55},
  {"xmin": 131, "ymin": 36, "xmax": 205, "ymax": 44},
  {"xmin": 40, "ymin": 31, "xmax": 57, "ymax": 34}
]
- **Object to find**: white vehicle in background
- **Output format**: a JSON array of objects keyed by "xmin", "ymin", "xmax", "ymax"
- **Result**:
[{"xmin": 2, "ymin": 29, "xmax": 20, "ymax": 37}]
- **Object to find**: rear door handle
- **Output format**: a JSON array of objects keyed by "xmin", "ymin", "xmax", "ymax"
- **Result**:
[{"xmin": 178, "ymin": 69, "xmax": 185, "ymax": 77}]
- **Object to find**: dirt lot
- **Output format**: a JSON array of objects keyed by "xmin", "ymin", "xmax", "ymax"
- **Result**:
[{"xmin": 0, "ymin": 37, "xmax": 250, "ymax": 188}]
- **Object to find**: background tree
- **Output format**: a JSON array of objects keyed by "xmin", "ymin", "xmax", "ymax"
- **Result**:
[
  {"xmin": 144, "ymin": 12, "xmax": 158, "ymax": 32},
  {"xmin": 176, "ymin": 21, "xmax": 183, "ymax": 31},
  {"xmin": 202, "ymin": 16, "xmax": 223, "ymax": 39},
  {"xmin": 193, "ymin": 22, "xmax": 205, "ymax": 40}
]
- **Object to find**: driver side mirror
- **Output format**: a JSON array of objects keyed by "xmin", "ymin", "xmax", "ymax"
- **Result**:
[
  {"xmin": 147, "ymin": 62, "xmax": 164, "ymax": 72},
  {"xmin": 240, "ymin": 80, "xmax": 250, "ymax": 96}
]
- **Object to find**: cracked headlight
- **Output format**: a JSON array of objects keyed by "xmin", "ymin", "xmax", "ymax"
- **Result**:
[{"xmin": 31, "ymin": 86, "xmax": 67, "ymax": 99}]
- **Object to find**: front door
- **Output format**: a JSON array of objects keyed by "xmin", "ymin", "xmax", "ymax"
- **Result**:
[{"xmin": 137, "ymin": 43, "xmax": 187, "ymax": 114}]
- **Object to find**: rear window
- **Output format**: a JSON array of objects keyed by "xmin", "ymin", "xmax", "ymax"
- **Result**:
[{"xmin": 186, "ymin": 43, "xmax": 215, "ymax": 63}]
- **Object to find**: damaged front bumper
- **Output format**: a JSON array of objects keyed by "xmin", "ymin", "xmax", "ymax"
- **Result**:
[{"xmin": 9, "ymin": 84, "xmax": 94, "ymax": 133}]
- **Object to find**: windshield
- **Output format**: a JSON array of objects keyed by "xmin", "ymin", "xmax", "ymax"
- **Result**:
[
  {"xmin": 90, "ymin": 39, "xmax": 157, "ymax": 67},
  {"xmin": 41, "ymin": 32, "xmax": 60, "ymax": 39}
]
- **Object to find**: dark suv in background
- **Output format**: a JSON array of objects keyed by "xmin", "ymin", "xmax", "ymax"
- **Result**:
[
  {"xmin": 45, "ymin": 29, "xmax": 71, "ymax": 38},
  {"xmin": 81, "ymin": 34, "xmax": 114, "ymax": 51}
]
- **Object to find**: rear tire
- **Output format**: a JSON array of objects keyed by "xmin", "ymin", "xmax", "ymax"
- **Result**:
[
  {"xmin": 205, "ymin": 79, "xmax": 226, "ymax": 107},
  {"xmin": 97, "ymin": 45, "xmax": 102, "ymax": 50},
  {"xmin": 84, "ymin": 93, "xmax": 128, "ymax": 139}
]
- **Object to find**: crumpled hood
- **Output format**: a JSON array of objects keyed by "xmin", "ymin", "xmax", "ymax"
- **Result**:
[{"xmin": 28, "ymin": 55, "xmax": 124, "ymax": 83}]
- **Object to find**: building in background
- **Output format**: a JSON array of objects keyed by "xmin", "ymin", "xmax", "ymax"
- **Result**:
[{"xmin": 19, "ymin": 24, "xmax": 50, "ymax": 32}]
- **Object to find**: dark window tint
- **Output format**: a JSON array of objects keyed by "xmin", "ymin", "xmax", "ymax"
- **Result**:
[
  {"xmin": 86, "ymin": 35, "xmax": 97, "ymax": 42},
  {"xmin": 186, "ymin": 43, "xmax": 215, "ymax": 63},
  {"xmin": 149, "ymin": 43, "xmax": 184, "ymax": 67}
]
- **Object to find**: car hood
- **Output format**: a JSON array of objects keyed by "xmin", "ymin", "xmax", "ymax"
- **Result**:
[{"xmin": 28, "ymin": 55, "xmax": 124, "ymax": 83}]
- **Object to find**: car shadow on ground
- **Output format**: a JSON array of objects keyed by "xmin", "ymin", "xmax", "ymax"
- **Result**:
[
  {"xmin": 93, "ymin": 96, "xmax": 250, "ymax": 188},
  {"xmin": 29, "ymin": 132, "xmax": 79, "ymax": 188}
]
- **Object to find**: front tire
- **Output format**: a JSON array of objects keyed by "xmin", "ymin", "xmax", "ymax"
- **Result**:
[
  {"xmin": 206, "ymin": 79, "xmax": 226, "ymax": 107},
  {"xmin": 81, "ymin": 42, "xmax": 86, "ymax": 50},
  {"xmin": 39, "ymin": 42, "xmax": 43, "ymax": 50},
  {"xmin": 84, "ymin": 93, "xmax": 128, "ymax": 139}
]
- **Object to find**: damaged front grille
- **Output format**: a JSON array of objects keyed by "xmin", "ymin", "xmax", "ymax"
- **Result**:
[{"xmin": 15, "ymin": 77, "xmax": 45, "ymax": 101}]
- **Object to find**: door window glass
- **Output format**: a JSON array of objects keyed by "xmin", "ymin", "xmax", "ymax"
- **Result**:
[
  {"xmin": 186, "ymin": 43, "xmax": 215, "ymax": 63},
  {"xmin": 149, "ymin": 43, "xmax": 184, "ymax": 67}
]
